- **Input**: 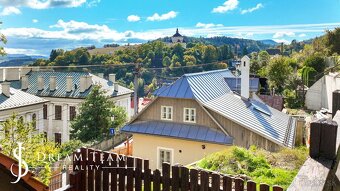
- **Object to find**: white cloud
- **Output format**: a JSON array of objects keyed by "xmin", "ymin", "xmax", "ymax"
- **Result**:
[
  {"xmin": 212, "ymin": 0, "xmax": 239, "ymax": 13},
  {"xmin": 147, "ymin": 11, "xmax": 177, "ymax": 21},
  {"xmin": 4, "ymin": 48, "xmax": 39, "ymax": 55},
  {"xmin": 127, "ymin": 15, "xmax": 141, "ymax": 22},
  {"xmin": 3, "ymin": 22, "xmax": 340, "ymax": 55},
  {"xmin": 299, "ymin": 33, "xmax": 306, "ymax": 37},
  {"xmin": 0, "ymin": 6, "xmax": 21, "ymax": 16},
  {"xmin": 273, "ymin": 39, "xmax": 290, "ymax": 44},
  {"xmin": 241, "ymin": 3, "xmax": 263, "ymax": 14},
  {"xmin": 0, "ymin": 0, "xmax": 87, "ymax": 9},
  {"xmin": 273, "ymin": 31, "xmax": 295, "ymax": 38},
  {"xmin": 32, "ymin": 19, "xmax": 39, "ymax": 23},
  {"xmin": 196, "ymin": 22, "xmax": 223, "ymax": 29}
]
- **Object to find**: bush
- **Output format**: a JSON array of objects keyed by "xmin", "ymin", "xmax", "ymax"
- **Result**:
[{"xmin": 197, "ymin": 146, "xmax": 308, "ymax": 189}]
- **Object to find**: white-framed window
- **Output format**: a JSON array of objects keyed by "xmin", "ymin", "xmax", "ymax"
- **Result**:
[
  {"xmin": 157, "ymin": 147, "xmax": 173, "ymax": 169},
  {"xmin": 183, "ymin": 108, "xmax": 196, "ymax": 123},
  {"xmin": 161, "ymin": 106, "xmax": 173, "ymax": 121}
]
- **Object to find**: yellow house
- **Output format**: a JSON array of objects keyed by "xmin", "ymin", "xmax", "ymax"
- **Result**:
[{"xmin": 122, "ymin": 57, "xmax": 297, "ymax": 169}]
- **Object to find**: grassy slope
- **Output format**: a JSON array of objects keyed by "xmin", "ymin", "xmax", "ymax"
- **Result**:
[{"xmin": 196, "ymin": 146, "xmax": 308, "ymax": 189}]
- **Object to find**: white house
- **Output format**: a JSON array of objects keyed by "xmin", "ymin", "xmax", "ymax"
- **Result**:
[
  {"xmin": 305, "ymin": 72, "xmax": 340, "ymax": 113},
  {"xmin": 0, "ymin": 82, "xmax": 48, "ymax": 138},
  {"xmin": 1, "ymin": 67, "xmax": 133, "ymax": 144}
]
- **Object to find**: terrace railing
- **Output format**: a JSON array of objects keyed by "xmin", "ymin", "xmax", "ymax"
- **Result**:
[{"xmin": 66, "ymin": 147, "xmax": 283, "ymax": 191}]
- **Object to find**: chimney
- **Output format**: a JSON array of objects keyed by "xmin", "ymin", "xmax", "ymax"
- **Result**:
[
  {"xmin": 86, "ymin": 75, "xmax": 92, "ymax": 89},
  {"xmin": 5, "ymin": 68, "xmax": 20, "ymax": 81},
  {"xmin": 109, "ymin": 74, "xmax": 116, "ymax": 83},
  {"xmin": 66, "ymin": 76, "xmax": 73, "ymax": 92},
  {"xmin": 38, "ymin": 76, "xmax": 44, "ymax": 91},
  {"xmin": 50, "ymin": 76, "xmax": 56, "ymax": 91},
  {"xmin": 241, "ymin": 56, "xmax": 250, "ymax": 99},
  {"xmin": 98, "ymin": 73, "xmax": 104, "ymax": 78},
  {"xmin": 21, "ymin": 75, "xmax": 29, "ymax": 90},
  {"xmin": 80, "ymin": 76, "xmax": 87, "ymax": 92},
  {"xmin": 114, "ymin": 82, "xmax": 119, "ymax": 92},
  {"xmin": 0, "ymin": 68, "xmax": 4, "ymax": 82},
  {"xmin": 1, "ymin": 82, "xmax": 11, "ymax": 97}
]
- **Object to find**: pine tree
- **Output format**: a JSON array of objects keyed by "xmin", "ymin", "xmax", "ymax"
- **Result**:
[{"xmin": 70, "ymin": 85, "xmax": 127, "ymax": 142}]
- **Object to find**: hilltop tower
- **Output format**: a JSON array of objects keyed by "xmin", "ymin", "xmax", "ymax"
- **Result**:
[{"xmin": 171, "ymin": 28, "xmax": 184, "ymax": 43}]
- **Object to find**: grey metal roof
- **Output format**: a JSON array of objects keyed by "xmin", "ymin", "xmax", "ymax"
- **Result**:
[
  {"xmin": 225, "ymin": 77, "xmax": 260, "ymax": 92},
  {"xmin": 121, "ymin": 120, "xmax": 233, "ymax": 145},
  {"xmin": 10, "ymin": 71, "xmax": 133, "ymax": 99},
  {"xmin": 203, "ymin": 93, "xmax": 296, "ymax": 148},
  {"xmin": 0, "ymin": 86, "xmax": 48, "ymax": 111},
  {"xmin": 154, "ymin": 69, "xmax": 234, "ymax": 102}
]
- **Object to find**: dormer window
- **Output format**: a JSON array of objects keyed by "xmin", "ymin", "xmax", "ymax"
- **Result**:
[
  {"xmin": 184, "ymin": 108, "xmax": 196, "ymax": 123},
  {"xmin": 161, "ymin": 106, "xmax": 173, "ymax": 120}
]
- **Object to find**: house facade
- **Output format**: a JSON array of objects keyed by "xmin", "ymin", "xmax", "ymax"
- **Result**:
[
  {"xmin": 305, "ymin": 72, "xmax": 340, "ymax": 113},
  {"xmin": 1, "ymin": 67, "xmax": 133, "ymax": 144},
  {"xmin": 0, "ymin": 82, "xmax": 48, "ymax": 137},
  {"xmin": 122, "ymin": 56, "xmax": 297, "ymax": 169}
]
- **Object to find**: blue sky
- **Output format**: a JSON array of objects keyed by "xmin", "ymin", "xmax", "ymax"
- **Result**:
[{"xmin": 0, "ymin": 0, "xmax": 340, "ymax": 56}]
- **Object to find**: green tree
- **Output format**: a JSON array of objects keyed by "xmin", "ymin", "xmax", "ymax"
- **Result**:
[
  {"xmin": 162, "ymin": 56, "xmax": 171, "ymax": 67},
  {"xmin": 203, "ymin": 45, "xmax": 218, "ymax": 63},
  {"xmin": 266, "ymin": 56, "xmax": 293, "ymax": 93},
  {"xmin": 258, "ymin": 51, "xmax": 270, "ymax": 67},
  {"xmin": 0, "ymin": 30, "xmax": 7, "ymax": 56},
  {"xmin": 71, "ymin": 85, "xmax": 127, "ymax": 142},
  {"xmin": 49, "ymin": 49, "xmax": 64, "ymax": 62},
  {"xmin": 325, "ymin": 27, "xmax": 340, "ymax": 55},
  {"xmin": 0, "ymin": 114, "xmax": 59, "ymax": 184}
]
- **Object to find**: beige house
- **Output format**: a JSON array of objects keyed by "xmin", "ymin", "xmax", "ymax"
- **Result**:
[
  {"xmin": 0, "ymin": 82, "xmax": 48, "ymax": 137},
  {"xmin": 1, "ymin": 67, "xmax": 133, "ymax": 144},
  {"xmin": 122, "ymin": 56, "xmax": 297, "ymax": 169}
]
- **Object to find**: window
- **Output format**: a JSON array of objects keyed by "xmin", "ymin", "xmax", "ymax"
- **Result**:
[
  {"xmin": 55, "ymin": 105, "xmax": 62, "ymax": 120},
  {"xmin": 43, "ymin": 104, "xmax": 48, "ymax": 119},
  {"xmin": 161, "ymin": 106, "xmax": 173, "ymax": 120},
  {"xmin": 55, "ymin": 133, "xmax": 61, "ymax": 145},
  {"xmin": 183, "ymin": 108, "xmax": 196, "ymax": 123},
  {"xmin": 69, "ymin": 106, "xmax": 76, "ymax": 121},
  {"xmin": 158, "ymin": 147, "xmax": 173, "ymax": 169},
  {"xmin": 32, "ymin": 113, "xmax": 37, "ymax": 129}
]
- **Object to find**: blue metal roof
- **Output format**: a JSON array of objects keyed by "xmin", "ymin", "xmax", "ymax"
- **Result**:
[
  {"xmin": 203, "ymin": 93, "xmax": 296, "ymax": 148},
  {"xmin": 154, "ymin": 69, "xmax": 234, "ymax": 102},
  {"xmin": 121, "ymin": 120, "xmax": 233, "ymax": 145},
  {"xmin": 225, "ymin": 77, "xmax": 260, "ymax": 92}
]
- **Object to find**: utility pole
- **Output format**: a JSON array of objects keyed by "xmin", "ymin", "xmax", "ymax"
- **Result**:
[{"xmin": 133, "ymin": 63, "xmax": 141, "ymax": 116}]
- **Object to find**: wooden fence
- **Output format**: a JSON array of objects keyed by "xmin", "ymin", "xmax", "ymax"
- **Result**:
[
  {"xmin": 49, "ymin": 171, "xmax": 62, "ymax": 191},
  {"xmin": 67, "ymin": 148, "xmax": 283, "ymax": 191}
]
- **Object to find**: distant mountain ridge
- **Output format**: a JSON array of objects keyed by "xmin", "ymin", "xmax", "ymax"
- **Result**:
[
  {"xmin": 157, "ymin": 36, "xmax": 276, "ymax": 53},
  {"xmin": 0, "ymin": 54, "xmax": 46, "ymax": 67}
]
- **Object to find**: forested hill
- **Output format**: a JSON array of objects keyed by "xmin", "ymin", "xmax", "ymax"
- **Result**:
[{"xmin": 157, "ymin": 36, "xmax": 274, "ymax": 53}]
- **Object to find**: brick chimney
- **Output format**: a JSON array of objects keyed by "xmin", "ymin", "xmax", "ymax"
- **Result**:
[
  {"xmin": 66, "ymin": 76, "xmax": 73, "ymax": 92},
  {"xmin": 21, "ymin": 75, "xmax": 29, "ymax": 90},
  {"xmin": 38, "ymin": 76, "xmax": 44, "ymax": 91},
  {"xmin": 1, "ymin": 82, "xmax": 11, "ymax": 97},
  {"xmin": 241, "ymin": 56, "xmax": 250, "ymax": 99},
  {"xmin": 80, "ymin": 75, "xmax": 92, "ymax": 92}
]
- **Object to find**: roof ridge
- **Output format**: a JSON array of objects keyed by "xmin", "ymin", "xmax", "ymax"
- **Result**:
[{"xmin": 183, "ymin": 69, "xmax": 229, "ymax": 77}]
